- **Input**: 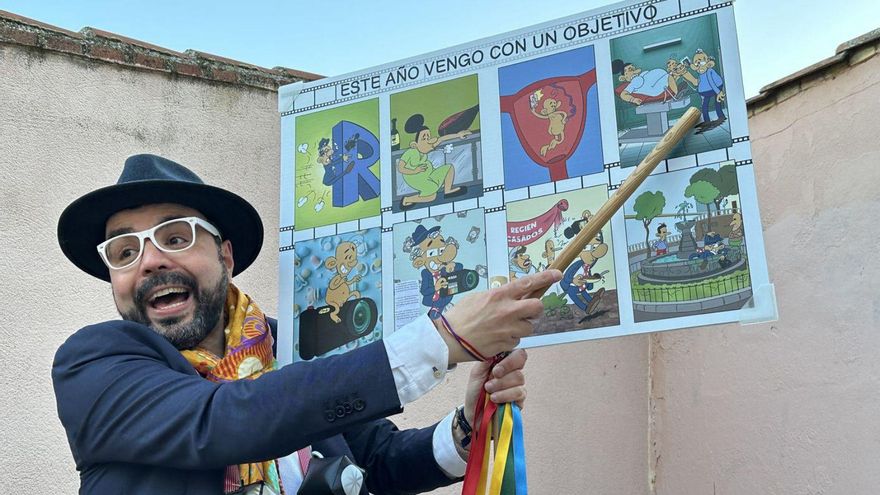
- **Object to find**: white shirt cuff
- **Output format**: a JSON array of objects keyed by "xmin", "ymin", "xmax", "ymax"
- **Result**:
[
  {"xmin": 433, "ymin": 409, "xmax": 468, "ymax": 478},
  {"xmin": 383, "ymin": 314, "xmax": 449, "ymax": 406}
]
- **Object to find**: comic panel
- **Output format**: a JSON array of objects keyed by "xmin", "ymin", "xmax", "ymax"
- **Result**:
[
  {"xmin": 611, "ymin": 14, "xmax": 733, "ymax": 167},
  {"xmin": 294, "ymin": 99, "xmax": 381, "ymax": 229},
  {"xmin": 292, "ymin": 229, "xmax": 383, "ymax": 361},
  {"xmin": 389, "ymin": 75, "xmax": 483, "ymax": 213},
  {"xmin": 499, "ymin": 45, "xmax": 604, "ymax": 189},
  {"xmin": 392, "ymin": 209, "xmax": 488, "ymax": 328},
  {"xmin": 623, "ymin": 162, "xmax": 752, "ymax": 322},
  {"xmin": 506, "ymin": 186, "xmax": 620, "ymax": 334}
]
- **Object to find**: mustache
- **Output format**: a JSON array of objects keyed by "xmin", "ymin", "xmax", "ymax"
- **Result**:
[{"xmin": 134, "ymin": 271, "xmax": 198, "ymax": 307}]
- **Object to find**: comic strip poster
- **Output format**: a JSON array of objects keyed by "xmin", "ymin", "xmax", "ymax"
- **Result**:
[{"xmin": 277, "ymin": 0, "xmax": 775, "ymax": 363}]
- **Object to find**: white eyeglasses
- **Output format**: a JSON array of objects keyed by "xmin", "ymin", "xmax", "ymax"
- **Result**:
[{"xmin": 97, "ymin": 216, "xmax": 221, "ymax": 270}]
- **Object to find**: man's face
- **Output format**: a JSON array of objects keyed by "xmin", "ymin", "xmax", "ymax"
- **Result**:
[
  {"xmin": 659, "ymin": 225, "xmax": 668, "ymax": 239},
  {"xmin": 104, "ymin": 203, "xmax": 234, "ymax": 350}
]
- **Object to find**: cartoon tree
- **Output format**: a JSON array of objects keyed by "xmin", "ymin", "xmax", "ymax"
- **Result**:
[
  {"xmin": 716, "ymin": 164, "xmax": 739, "ymax": 211},
  {"xmin": 633, "ymin": 190, "xmax": 666, "ymax": 255},
  {"xmin": 690, "ymin": 166, "xmax": 739, "ymax": 217},
  {"xmin": 684, "ymin": 180, "xmax": 720, "ymax": 230}
]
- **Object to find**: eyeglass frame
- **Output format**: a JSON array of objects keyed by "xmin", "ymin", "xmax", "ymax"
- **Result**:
[{"xmin": 96, "ymin": 216, "xmax": 222, "ymax": 271}]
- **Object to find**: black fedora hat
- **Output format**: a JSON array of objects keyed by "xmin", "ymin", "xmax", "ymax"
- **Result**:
[{"xmin": 58, "ymin": 154, "xmax": 264, "ymax": 281}]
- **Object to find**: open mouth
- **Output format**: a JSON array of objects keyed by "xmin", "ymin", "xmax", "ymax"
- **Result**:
[{"xmin": 148, "ymin": 287, "xmax": 192, "ymax": 312}]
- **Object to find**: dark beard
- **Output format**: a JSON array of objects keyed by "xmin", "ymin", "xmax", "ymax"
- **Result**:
[{"xmin": 119, "ymin": 269, "xmax": 228, "ymax": 350}]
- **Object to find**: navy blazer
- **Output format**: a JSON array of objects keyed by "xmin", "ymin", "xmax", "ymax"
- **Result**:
[{"xmin": 52, "ymin": 319, "xmax": 458, "ymax": 494}]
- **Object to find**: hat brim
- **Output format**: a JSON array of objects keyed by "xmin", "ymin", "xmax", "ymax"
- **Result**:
[{"xmin": 58, "ymin": 180, "xmax": 263, "ymax": 282}]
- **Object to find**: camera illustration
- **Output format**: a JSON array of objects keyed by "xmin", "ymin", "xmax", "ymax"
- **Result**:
[
  {"xmin": 299, "ymin": 297, "xmax": 378, "ymax": 360},
  {"xmin": 438, "ymin": 268, "xmax": 480, "ymax": 298}
]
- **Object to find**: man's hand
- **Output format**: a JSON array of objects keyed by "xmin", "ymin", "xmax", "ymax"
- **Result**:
[
  {"xmin": 436, "ymin": 269, "xmax": 562, "ymax": 364},
  {"xmin": 463, "ymin": 349, "xmax": 528, "ymax": 427}
]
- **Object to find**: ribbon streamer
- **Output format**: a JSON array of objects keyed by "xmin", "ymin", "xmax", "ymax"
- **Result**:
[{"xmin": 461, "ymin": 357, "xmax": 527, "ymax": 495}]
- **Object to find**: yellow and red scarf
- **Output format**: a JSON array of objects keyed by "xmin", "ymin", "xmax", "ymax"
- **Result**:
[{"xmin": 181, "ymin": 284, "xmax": 283, "ymax": 494}]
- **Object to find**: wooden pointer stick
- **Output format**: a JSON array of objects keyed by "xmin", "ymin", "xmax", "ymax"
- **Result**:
[{"xmin": 526, "ymin": 106, "xmax": 702, "ymax": 300}]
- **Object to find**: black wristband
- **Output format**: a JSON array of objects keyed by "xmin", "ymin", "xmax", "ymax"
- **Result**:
[{"xmin": 455, "ymin": 406, "xmax": 473, "ymax": 448}]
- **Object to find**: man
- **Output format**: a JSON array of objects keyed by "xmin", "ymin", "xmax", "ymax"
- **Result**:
[{"xmin": 53, "ymin": 154, "xmax": 560, "ymax": 494}]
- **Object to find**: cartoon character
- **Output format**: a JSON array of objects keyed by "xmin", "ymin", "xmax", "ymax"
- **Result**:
[
  {"xmin": 563, "ymin": 209, "xmax": 593, "ymax": 239},
  {"xmin": 317, "ymin": 138, "xmax": 352, "ymax": 187},
  {"xmin": 728, "ymin": 212, "xmax": 744, "ymax": 247},
  {"xmin": 529, "ymin": 86, "xmax": 576, "ymax": 157},
  {"xmin": 508, "ymin": 246, "xmax": 537, "ymax": 280},
  {"xmin": 410, "ymin": 224, "xmax": 463, "ymax": 319},
  {"xmin": 611, "ymin": 59, "xmax": 680, "ymax": 105},
  {"xmin": 559, "ymin": 230, "xmax": 608, "ymax": 322},
  {"xmin": 690, "ymin": 49, "xmax": 726, "ymax": 127},
  {"xmin": 398, "ymin": 114, "xmax": 471, "ymax": 209},
  {"xmin": 323, "ymin": 241, "xmax": 362, "ymax": 323},
  {"xmin": 666, "ymin": 58, "xmax": 699, "ymax": 93},
  {"xmin": 653, "ymin": 223, "xmax": 669, "ymax": 255},
  {"xmin": 689, "ymin": 231, "xmax": 730, "ymax": 269},
  {"xmin": 541, "ymin": 239, "xmax": 561, "ymax": 266}
]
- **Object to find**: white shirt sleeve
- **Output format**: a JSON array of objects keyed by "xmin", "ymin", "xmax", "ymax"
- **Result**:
[
  {"xmin": 432, "ymin": 409, "xmax": 468, "ymax": 478},
  {"xmin": 382, "ymin": 313, "xmax": 449, "ymax": 406},
  {"xmin": 383, "ymin": 314, "xmax": 467, "ymax": 478}
]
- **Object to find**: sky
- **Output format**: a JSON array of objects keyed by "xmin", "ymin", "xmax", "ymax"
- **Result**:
[{"xmin": 1, "ymin": 0, "xmax": 878, "ymax": 98}]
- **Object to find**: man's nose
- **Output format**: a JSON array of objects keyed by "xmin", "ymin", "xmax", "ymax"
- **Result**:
[{"xmin": 139, "ymin": 239, "xmax": 172, "ymax": 273}]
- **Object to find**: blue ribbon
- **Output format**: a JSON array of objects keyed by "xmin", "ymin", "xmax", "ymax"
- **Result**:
[{"xmin": 512, "ymin": 404, "xmax": 528, "ymax": 494}]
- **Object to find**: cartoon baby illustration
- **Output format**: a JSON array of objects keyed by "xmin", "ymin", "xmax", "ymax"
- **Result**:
[
  {"xmin": 410, "ymin": 224, "xmax": 462, "ymax": 319},
  {"xmin": 529, "ymin": 87, "xmax": 575, "ymax": 157},
  {"xmin": 323, "ymin": 241, "xmax": 362, "ymax": 323},
  {"xmin": 559, "ymin": 230, "xmax": 609, "ymax": 322}
]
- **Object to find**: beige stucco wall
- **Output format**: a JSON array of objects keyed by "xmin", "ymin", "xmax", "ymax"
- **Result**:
[
  {"xmin": 650, "ymin": 53, "xmax": 880, "ymax": 493},
  {"xmin": 0, "ymin": 39, "xmax": 650, "ymax": 493},
  {"xmin": 0, "ymin": 44, "xmax": 284, "ymax": 491}
]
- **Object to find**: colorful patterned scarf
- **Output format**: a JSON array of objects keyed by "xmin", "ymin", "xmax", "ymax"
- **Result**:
[{"xmin": 181, "ymin": 283, "xmax": 283, "ymax": 494}]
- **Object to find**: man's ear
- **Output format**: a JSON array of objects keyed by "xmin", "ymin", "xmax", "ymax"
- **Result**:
[
  {"xmin": 325, "ymin": 257, "xmax": 338, "ymax": 270},
  {"xmin": 410, "ymin": 141, "xmax": 418, "ymax": 149},
  {"xmin": 221, "ymin": 240, "xmax": 235, "ymax": 274},
  {"xmin": 412, "ymin": 257, "xmax": 425, "ymax": 269}
]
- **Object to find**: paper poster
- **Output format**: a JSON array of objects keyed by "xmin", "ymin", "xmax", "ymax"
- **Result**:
[{"xmin": 277, "ymin": 0, "xmax": 775, "ymax": 363}]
